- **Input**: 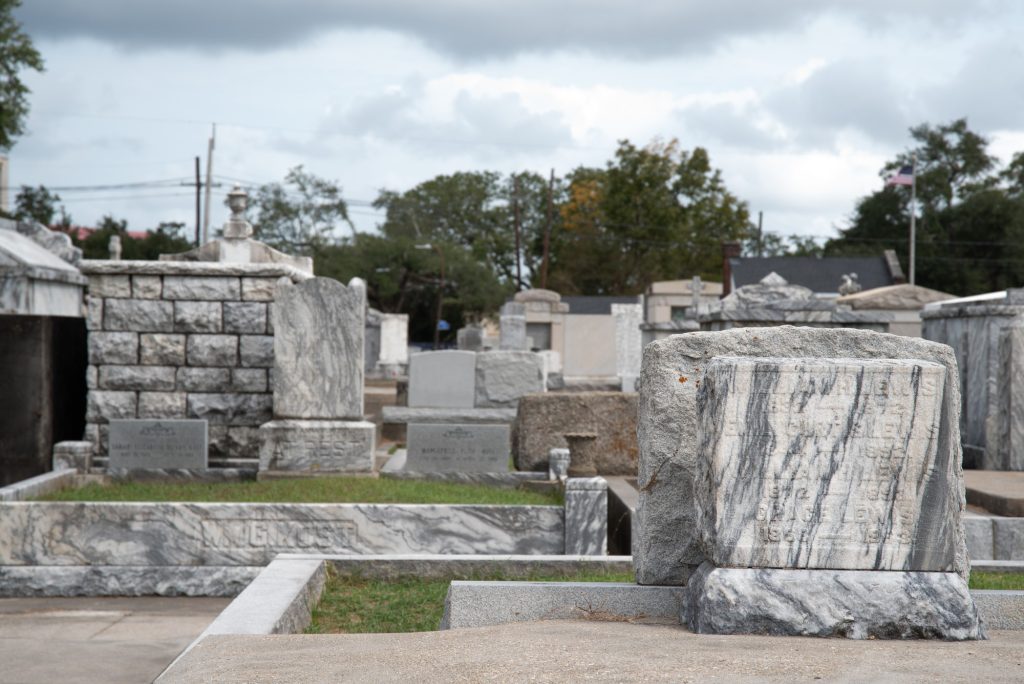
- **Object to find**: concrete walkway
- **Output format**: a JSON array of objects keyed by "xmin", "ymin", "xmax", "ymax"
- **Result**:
[
  {"xmin": 161, "ymin": 620, "xmax": 1024, "ymax": 683},
  {"xmin": 0, "ymin": 596, "xmax": 229, "ymax": 684}
]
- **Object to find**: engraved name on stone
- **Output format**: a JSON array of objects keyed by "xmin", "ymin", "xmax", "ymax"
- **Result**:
[
  {"xmin": 697, "ymin": 357, "xmax": 948, "ymax": 571},
  {"xmin": 406, "ymin": 423, "xmax": 510, "ymax": 472},
  {"xmin": 108, "ymin": 419, "xmax": 208, "ymax": 469},
  {"xmin": 201, "ymin": 519, "xmax": 357, "ymax": 550}
]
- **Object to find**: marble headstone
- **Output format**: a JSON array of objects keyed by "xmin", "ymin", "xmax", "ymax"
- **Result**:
[
  {"xmin": 500, "ymin": 302, "xmax": 528, "ymax": 351},
  {"xmin": 109, "ymin": 420, "xmax": 208, "ymax": 470},
  {"xmin": 408, "ymin": 351, "xmax": 477, "ymax": 408},
  {"xmin": 405, "ymin": 423, "xmax": 510, "ymax": 473}
]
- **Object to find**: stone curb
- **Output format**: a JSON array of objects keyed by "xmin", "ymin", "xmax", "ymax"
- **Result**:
[{"xmin": 0, "ymin": 468, "xmax": 76, "ymax": 501}]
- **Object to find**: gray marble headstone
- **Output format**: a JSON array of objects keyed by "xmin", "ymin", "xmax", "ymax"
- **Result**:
[
  {"xmin": 408, "ymin": 351, "xmax": 477, "ymax": 408},
  {"xmin": 108, "ymin": 420, "xmax": 208, "ymax": 469},
  {"xmin": 405, "ymin": 423, "xmax": 510, "ymax": 472}
]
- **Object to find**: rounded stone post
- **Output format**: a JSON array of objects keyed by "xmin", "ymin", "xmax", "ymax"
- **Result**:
[
  {"xmin": 548, "ymin": 447, "xmax": 571, "ymax": 481},
  {"xmin": 563, "ymin": 432, "xmax": 598, "ymax": 477}
]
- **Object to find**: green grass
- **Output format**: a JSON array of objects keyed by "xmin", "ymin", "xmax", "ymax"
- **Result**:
[
  {"xmin": 306, "ymin": 567, "xmax": 635, "ymax": 634},
  {"xmin": 35, "ymin": 476, "xmax": 563, "ymax": 506},
  {"xmin": 969, "ymin": 571, "xmax": 1024, "ymax": 590}
]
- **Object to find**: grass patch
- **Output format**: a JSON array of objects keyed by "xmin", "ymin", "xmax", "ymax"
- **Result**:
[
  {"xmin": 970, "ymin": 571, "xmax": 1024, "ymax": 590},
  {"xmin": 306, "ymin": 566, "xmax": 634, "ymax": 634},
  {"xmin": 35, "ymin": 477, "xmax": 562, "ymax": 506}
]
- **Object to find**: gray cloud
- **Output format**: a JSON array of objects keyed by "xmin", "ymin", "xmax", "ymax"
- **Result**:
[
  {"xmin": 677, "ymin": 102, "xmax": 783, "ymax": 151},
  {"xmin": 922, "ymin": 41, "xmax": 1024, "ymax": 133},
  {"xmin": 17, "ymin": 1, "xmax": 1014, "ymax": 60}
]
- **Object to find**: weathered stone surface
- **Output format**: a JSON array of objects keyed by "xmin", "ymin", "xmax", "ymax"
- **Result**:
[
  {"xmin": 697, "ymin": 357, "xmax": 951, "ymax": 572},
  {"xmin": 612, "ymin": 303, "xmax": 643, "ymax": 379},
  {"xmin": 382, "ymin": 406, "xmax": 518, "ymax": 425},
  {"xmin": 259, "ymin": 420, "xmax": 375, "ymax": 472},
  {"xmin": 405, "ymin": 424, "xmax": 510, "ymax": 473},
  {"xmin": 239, "ymin": 335, "xmax": 274, "ymax": 367},
  {"xmin": 408, "ymin": 351, "xmax": 477, "ymax": 408},
  {"xmin": 103, "ymin": 298, "xmax": 174, "ymax": 332},
  {"xmin": 0, "ymin": 565, "xmax": 259, "ymax": 597},
  {"xmin": 108, "ymin": 419, "xmax": 208, "ymax": 469},
  {"xmin": 98, "ymin": 365, "xmax": 176, "ymax": 391},
  {"xmin": 177, "ymin": 367, "xmax": 231, "ymax": 392},
  {"xmin": 85, "ymin": 390, "xmax": 137, "ymax": 423},
  {"xmin": 88, "ymin": 331, "xmax": 138, "ymax": 365},
  {"xmin": 474, "ymin": 351, "xmax": 545, "ymax": 408},
  {"xmin": 173, "ymin": 301, "xmax": 222, "ymax": 333},
  {"xmin": 163, "ymin": 276, "xmax": 241, "ymax": 300},
  {"xmin": 273, "ymin": 278, "xmax": 364, "ymax": 419},
  {"xmin": 227, "ymin": 427, "xmax": 261, "ymax": 459},
  {"xmin": 187, "ymin": 393, "xmax": 272, "ymax": 426},
  {"xmin": 684, "ymin": 562, "xmax": 984, "ymax": 640},
  {"xmin": 512, "ymin": 392, "xmax": 638, "ymax": 474},
  {"xmin": 86, "ymin": 295, "xmax": 103, "ymax": 330},
  {"xmin": 230, "ymin": 368, "xmax": 267, "ymax": 393},
  {"xmin": 131, "ymin": 275, "xmax": 162, "ymax": 299},
  {"xmin": 88, "ymin": 274, "xmax": 131, "ymax": 298},
  {"xmin": 80, "ymin": 260, "xmax": 310, "ymax": 278},
  {"xmin": 140, "ymin": 333, "xmax": 186, "ymax": 366},
  {"xmin": 137, "ymin": 391, "xmax": 187, "ymax": 419},
  {"xmin": 565, "ymin": 477, "xmax": 608, "ymax": 555},
  {"xmin": 499, "ymin": 312, "xmax": 528, "ymax": 350},
  {"xmin": 241, "ymin": 277, "xmax": 279, "ymax": 301},
  {"xmin": 223, "ymin": 301, "xmax": 266, "ymax": 334},
  {"xmin": 52, "ymin": 441, "xmax": 92, "ymax": 472},
  {"xmin": 187, "ymin": 334, "xmax": 238, "ymax": 367},
  {"xmin": 85, "ymin": 365, "xmax": 97, "ymax": 389},
  {"xmin": 636, "ymin": 327, "xmax": 968, "ymax": 586},
  {"xmin": 994, "ymin": 325, "xmax": 1024, "ymax": 470}
]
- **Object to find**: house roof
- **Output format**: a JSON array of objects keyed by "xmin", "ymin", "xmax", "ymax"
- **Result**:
[
  {"xmin": 729, "ymin": 256, "xmax": 896, "ymax": 294},
  {"xmin": 561, "ymin": 295, "xmax": 641, "ymax": 315}
]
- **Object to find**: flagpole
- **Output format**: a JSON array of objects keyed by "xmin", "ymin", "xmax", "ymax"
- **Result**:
[{"xmin": 909, "ymin": 153, "xmax": 917, "ymax": 286}]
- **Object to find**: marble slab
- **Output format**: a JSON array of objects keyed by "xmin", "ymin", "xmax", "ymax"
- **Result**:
[
  {"xmin": 565, "ymin": 477, "xmax": 608, "ymax": 556},
  {"xmin": 108, "ymin": 420, "xmax": 208, "ymax": 470},
  {"xmin": 408, "ymin": 351, "xmax": 477, "ymax": 408},
  {"xmin": 259, "ymin": 420, "xmax": 374, "ymax": 472},
  {"xmin": 696, "ymin": 357, "xmax": 952, "ymax": 572},
  {"xmin": 405, "ymin": 423, "xmax": 510, "ymax": 473}
]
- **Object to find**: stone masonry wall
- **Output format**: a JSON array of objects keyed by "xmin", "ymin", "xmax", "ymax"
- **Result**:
[{"xmin": 80, "ymin": 261, "xmax": 310, "ymax": 465}]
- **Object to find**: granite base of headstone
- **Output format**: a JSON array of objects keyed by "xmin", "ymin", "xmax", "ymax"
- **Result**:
[
  {"xmin": 259, "ymin": 420, "xmax": 375, "ymax": 472},
  {"xmin": 683, "ymin": 356, "xmax": 983, "ymax": 640},
  {"xmin": 108, "ymin": 420, "xmax": 208, "ymax": 470},
  {"xmin": 405, "ymin": 423, "xmax": 510, "ymax": 473}
]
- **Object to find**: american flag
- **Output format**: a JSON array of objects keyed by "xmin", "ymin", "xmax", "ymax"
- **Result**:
[{"xmin": 886, "ymin": 165, "xmax": 915, "ymax": 186}]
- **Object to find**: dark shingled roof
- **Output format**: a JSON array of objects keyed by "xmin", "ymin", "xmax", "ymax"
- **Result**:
[
  {"xmin": 729, "ymin": 256, "xmax": 896, "ymax": 293},
  {"xmin": 561, "ymin": 295, "xmax": 641, "ymax": 315}
]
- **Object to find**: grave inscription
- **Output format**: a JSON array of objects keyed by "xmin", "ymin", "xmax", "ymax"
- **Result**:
[
  {"xmin": 406, "ymin": 423, "xmax": 510, "ymax": 472},
  {"xmin": 108, "ymin": 419, "xmax": 208, "ymax": 469}
]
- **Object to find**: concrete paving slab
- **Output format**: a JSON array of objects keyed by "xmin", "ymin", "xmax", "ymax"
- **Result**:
[
  {"xmin": 0, "ymin": 596, "xmax": 229, "ymax": 684},
  {"xmin": 160, "ymin": 621, "xmax": 1024, "ymax": 683}
]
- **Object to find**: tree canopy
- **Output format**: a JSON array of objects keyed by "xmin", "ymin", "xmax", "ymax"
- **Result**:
[{"xmin": 0, "ymin": 0, "xmax": 43, "ymax": 150}]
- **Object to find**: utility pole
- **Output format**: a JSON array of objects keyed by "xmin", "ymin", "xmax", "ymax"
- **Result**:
[
  {"xmin": 193, "ymin": 156, "xmax": 201, "ymax": 246},
  {"xmin": 757, "ymin": 210, "xmax": 764, "ymax": 257},
  {"xmin": 202, "ymin": 124, "xmax": 216, "ymax": 244},
  {"xmin": 909, "ymin": 152, "xmax": 917, "ymax": 285},
  {"xmin": 541, "ymin": 168, "xmax": 553, "ymax": 290},
  {"xmin": 513, "ymin": 174, "xmax": 522, "ymax": 290}
]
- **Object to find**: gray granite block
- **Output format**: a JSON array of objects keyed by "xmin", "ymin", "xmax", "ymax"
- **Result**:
[
  {"xmin": 88, "ymin": 331, "xmax": 138, "ymax": 365},
  {"xmin": 223, "ymin": 302, "xmax": 266, "ymax": 334},
  {"xmin": 994, "ymin": 518, "xmax": 1024, "ymax": 560},
  {"xmin": 137, "ymin": 391, "xmax": 188, "ymax": 419},
  {"xmin": 230, "ymin": 368, "xmax": 267, "ymax": 392},
  {"xmin": 187, "ymin": 334, "xmax": 238, "ymax": 367},
  {"xmin": 474, "ymin": 350, "xmax": 545, "ymax": 408},
  {"xmin": 85, "ymin": 365, "xmax": 97, "ymax": 389},
  {"xmin": 86, "ymin": 390, "xmax": 137, "ymax": 422},
  {"xmin": 971, "ymin": 590, "xmax": 1024, "ymax": 630},
  {"xmin": 174, "ymin": 300, "xmax": 223, "ymax": 333},
  {"xmin": 321, "ymin": 554, "xmax": 633, "ymax": 580},
  {"xmin": 103, "ymin": 298, "xmax": 174, "ymax": 331},
  {"xmin": 408, "ymin": 351, "xmax": 477, "ymax": 408},
  {"xmin": 565, "ymin": 477, "xmax": 607, "ymax": 556},
  {"xmin": 273, "ymin": 278, "xmax": 364, "ymax": 419},
  {"xmin": 52, "ymin": 441, "xmax": 93, "ymax": 472},
  {"xmin": 88, "ymin": 274, "xmax": 131, "ymax": 298},
  {"xmin": 241, "ymin": 277, "xmax": 279, "ymax": 301},
  {"xmin": 226, "ymin": 427, "xmax": 261, "ymax": 459},
  {"xmin": 637, "ymin": 327, "xmax": 968, "ymax": 586},
  {"xmin": 684, "ymin": 562, "xmax": 984, "ymax": 639},
  {"xmin": 382, "ymin": 406, "xmax": 517, "ymax": 425},
  {"xmin": 259, "ymin": 420, "xmax": 375, "ymax": 472},
  {"xmin": 405, "ymin": 423, "xmax": 510, "ymax": 473},
  {"xmin": 964, "ymin": 516, "xmax": 995, "ymax": 560},
  {"xmin": 86, "ymin": 295, "xmax": 103, "ymax": 330},
  {"xmin": 188, "ymin": 393, "xmax": 272, "ymax": 426},
  {"xmin": 99, "ymin": 365, "xmax": 176, "ymax": 391},
  {"xmin": 140, "ymin": 333, "xmax": 186, "ymax": 366},
  {"xmin": 441, "ymin": 581, "xmax": 684, "ymax": 630},
  {"xmin": 177, "ymin": 367, "xmax": 231, "ymax": 392},
  {"xmin": 131, "ymin": 275, "xmax": 162, "ymax": 299},
  {"xmin": 239, "ymin": 335, "xmax": 274, "ymax": 367},
  {"xmin": 163, "ymin": 276, "xmax": 241, "ymax": 300},
  {"xmin": 0, "ymin": 565, "xmax": 259, "ymax": 597}
]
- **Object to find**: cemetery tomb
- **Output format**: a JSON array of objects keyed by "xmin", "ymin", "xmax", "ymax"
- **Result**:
[{"xmin": 684, "ymin": 355, "xmax": 983, "ymax": 639}]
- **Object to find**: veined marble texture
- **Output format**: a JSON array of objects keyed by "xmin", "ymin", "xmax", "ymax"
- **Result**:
[
  {"xmin": 696, "ymin": 356, "xmax": 954, "ymax": 572},
  {"xmin": 0, "ymin": 565, "xmax": 259, "ymax": 597},
  {"xmin": 565, "ymin": 477, "xmax": 608, "ymax": 556},
  {"xmin": 684, "ymin": 562, "xmax": 984, "ymax": 640},
  {"xmin": 0, "ymin": 502, "xmax": 564, "ymax": 566}
]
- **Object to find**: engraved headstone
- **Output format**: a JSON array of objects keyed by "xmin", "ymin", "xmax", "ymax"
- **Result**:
[
  {"xmin": 109, "ymin": 419, "xmax": 208, "ymax": 469},
  {"xmin": 405, "ymin": 423, "xmax": 510, "ymax": 472},
  {"xmin": 408, "ymin": 350, "xmax": 476, "ymax": 408}
]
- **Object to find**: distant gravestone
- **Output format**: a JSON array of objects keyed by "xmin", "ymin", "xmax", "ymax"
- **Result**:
[
  {"xmin": 408, "ymin": 351, "xmax": 476, "ymax": 408},
  {"xmin": 108, "ymin": 419, "xmax": 208, "ymax": 469},
  {"xmin": 405, "ymin": 423, "xmax": 510, "ymax": 472}
]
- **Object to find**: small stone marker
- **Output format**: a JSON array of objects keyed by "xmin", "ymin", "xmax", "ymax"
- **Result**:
[
  {"xmin": 109, "ymin": 419, "xmax": 208, "ymax": 469},
  {"xmin": 408, "ymin": 351, "xmax": 477, "ymax": 408},
  {"xmin": 405, "ymin": 423, "xmax": 510, "ymax": 472}
]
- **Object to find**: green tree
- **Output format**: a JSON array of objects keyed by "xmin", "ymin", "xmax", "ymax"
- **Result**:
[
  {"xmin": 248, "ymin": 166, "xmax": 352, "ymax": 254},
  {"xmin": 11, "ymin": 184, "xmax": 65, "ymax": 224},
  {"xmin": 0, "ymin": 0, "xmax": 43, "ymax": 150},
  {"xmin": 75, "ymin": 216, "xmax": 191, "ymax": 260}
]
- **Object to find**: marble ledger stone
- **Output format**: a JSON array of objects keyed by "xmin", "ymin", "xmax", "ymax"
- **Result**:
[
  {"xmin": 273, "ymin": 277, "xmax": 364, "ymax": 419},
  {"xmin": 565, "ymin": 476, "xmax": 608, "ymax": 556},
  {"xmin": 405, "ymin": 423, "xmax": 510, "ymax": 473},
  {"xmin": 408, "ymin": 350, "xmax": 477, "ymax": 408},
  {"xmin": 696, "ymin": 356, "xmax": 953, "ymax": 572},
  {"xmin": 259, "ymin": 419, "xmax": 374, "ymax": 472}
]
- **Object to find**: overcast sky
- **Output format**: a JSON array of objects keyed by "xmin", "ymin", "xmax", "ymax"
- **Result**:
[{"xmin": 9, "ymin": 1, "xmax": 1024, "ymax": 245}]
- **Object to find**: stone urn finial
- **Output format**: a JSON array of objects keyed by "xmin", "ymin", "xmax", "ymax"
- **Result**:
[
  {"xmin": 223, "ymin": 185, "xmax": 254, "ymax": 240},
  {"xmin": 563, "ymin": 432, "xmax": 599, "ymax": 477},
  {"xmin": 108, "ymin": 234, "xmax": 122, "ymax": 260}
]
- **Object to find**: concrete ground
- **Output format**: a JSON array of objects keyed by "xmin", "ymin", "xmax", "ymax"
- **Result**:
[
  {"xmin": 161, "ymin": 621, "xmax": 1024, "ymax": 683},
  {"xmin": 0, "ymin": 596, "xmax": 229, "ymax": 684},
  {"xmin": 966, "ymin": 470, "xmax": 1024, "ymax": 516}
]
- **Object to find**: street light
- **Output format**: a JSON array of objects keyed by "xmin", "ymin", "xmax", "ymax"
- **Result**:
[{"xmin": 415, "ymin": 243, "xmax": 445, "ymax": 350}]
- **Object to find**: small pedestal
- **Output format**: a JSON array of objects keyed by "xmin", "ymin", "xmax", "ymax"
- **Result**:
[
  {"xmin": 564, "ymin": 432, "xmax": 598, "ymax": 477},
  {"xmin": 259, "ymin": 420, "xmax": 375, "ymax": 473}
]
